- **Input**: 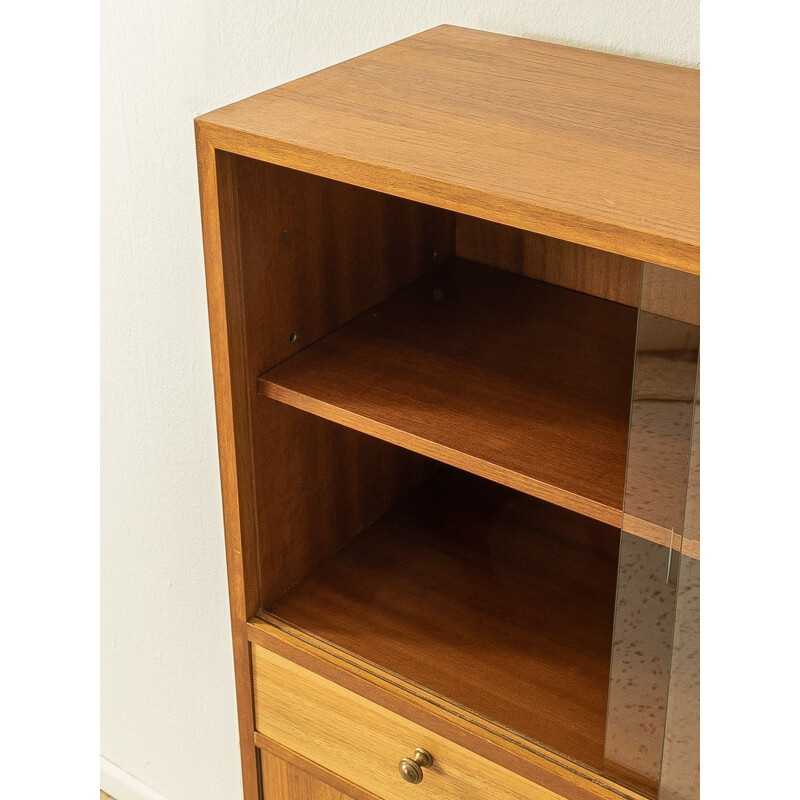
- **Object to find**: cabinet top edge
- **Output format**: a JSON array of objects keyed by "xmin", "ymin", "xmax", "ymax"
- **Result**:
[{"xmin": 196, "ymin": 25, "xmax": 699, "ymax": 275}]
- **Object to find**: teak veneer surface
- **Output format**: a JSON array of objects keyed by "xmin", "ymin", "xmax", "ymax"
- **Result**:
[
  {"xmin": 259, "ymin": 259, "xmax": 637, "ymax": 526},
  {"xmin": 232, "ymin": 155, "xmax": 450, "ymax": 606},
  {"xmin": 249, "ymin": 618, "xmax": 654, "ymax": 800},
  {"xmin": 260, "ymin": 745, "xmax": 378, "ymax": 800},
  {"xmin": 196, "ymin": 146, "xmax": 261, "ymax": 799},
  {"xmin": 253, "ymin": 645, "xmax": 576, "ymax": 800},
  {"xmin": 196, "ymin": 25, "xmax": 699, "ymax": 273},
  {"xmin": 266, "ymin": 468, "xmax": 620, "ymax": 772}
]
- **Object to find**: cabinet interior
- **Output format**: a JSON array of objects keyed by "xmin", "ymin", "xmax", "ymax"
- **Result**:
[{"xmin": 228, "ymin": 153, "xmax": 658, "ymax": 790}]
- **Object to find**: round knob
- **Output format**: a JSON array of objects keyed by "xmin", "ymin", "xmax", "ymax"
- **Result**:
[{"xmin": 398, "ymin": 748, "xmax": 433, "ymax": 784}]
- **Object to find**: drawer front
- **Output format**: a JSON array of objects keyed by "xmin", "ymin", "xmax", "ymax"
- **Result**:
[{"xmin": 251, "ymin": 644, "xmax": 564, "ymax": 800}]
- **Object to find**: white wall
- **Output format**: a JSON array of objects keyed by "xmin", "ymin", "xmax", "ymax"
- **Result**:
[{"xmin": 100, "ymin": 2, "xmax": 698, "ymax": 799}]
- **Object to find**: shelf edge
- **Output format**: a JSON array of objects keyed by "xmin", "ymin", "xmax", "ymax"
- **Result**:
[{"xmin": 258, "ymin": 377, "xmax": 624, "ymax": 527}]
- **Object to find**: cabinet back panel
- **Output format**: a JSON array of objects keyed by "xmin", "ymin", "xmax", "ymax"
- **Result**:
[
  {"xmin": 455, "ymin": 215, "xmax": 641, "ymax": 306},
  {"xmin": 455, "ymin": 215, "xmax": 699, "ymax": 326}
]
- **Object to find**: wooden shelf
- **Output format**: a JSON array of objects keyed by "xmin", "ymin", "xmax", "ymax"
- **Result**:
[
  {"xmin": 265, "ymin": 468, "xmax": 620, "ymax": 772},
  {"xmin": 258, "ymin": 259, "xmax": 638, "ymax": 526}
]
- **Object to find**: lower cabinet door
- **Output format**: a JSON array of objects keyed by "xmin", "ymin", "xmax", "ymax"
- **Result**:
[
  {"xmin": 260, "ymin": 749, "xmax": 373, "ymax": 800},
  {"xmin": 251, "ymin": 644, "xmax": 566, "ymax": 800}
]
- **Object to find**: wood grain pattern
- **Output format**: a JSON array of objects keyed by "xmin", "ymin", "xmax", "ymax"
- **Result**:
[
  {"xmin": 455, "ymin": 216, "xmax": 642, "ymax": 307},
  {"xmin": 454, "ymin": 214, "xmax": 526, "ymax": 273},
  {"xmin": 232, "ymin": 154, "xmax": 447, "ymax": 605},
  {"xmin": 253, "ymin": 402, "xmax": 435, "ymax": 606},
  {"xmin": 195, "ymin": 139, "xmax": 261, "ymax": 800},
  {"xmin": 523, "ymin": 234, "xmax": 642, "ymax": 308},
  {"xmin": 266, "ymin": 468, "xmax": 620, "ymax": 772},
  {"xmin": 260, "ymin": 745, "xmax": 378, "ymax": 800},
  {"xmin": 196, "ymin": 26, "xmax": 699, "ymax": 273},
  {"xmin": 233, "ymin": 155, "xmax": 453, "ymax": 374},
  {"xmin": 259, "ymin": 260, "xmax": 637, "ymax": 526},
  {"xmin": 249, "ymin": 618, "xmax": 652, "ymax": 800},
  {"xmin": 455, "ymin": 218, "xmax": 700, "ymax": 331},
  {"xmin": 252, "ymin": 645, "xmax": 574, "ymax": 800},
  {"xmin": 640, "ymin": 263, "xmax": 700, "ymax": 326}
]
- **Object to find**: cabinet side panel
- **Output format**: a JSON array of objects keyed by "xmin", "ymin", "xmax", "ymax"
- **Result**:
[
  {"xmin": 231, "ymin": 156, "xmax": 453, "ymax": 605},
  {"xmin": 255, "ymin": 401, "xmax": 435, "ymax": 607},
  {"xmin": 195, "ymin": 137, "xmax": 260, "ymax": 800}
]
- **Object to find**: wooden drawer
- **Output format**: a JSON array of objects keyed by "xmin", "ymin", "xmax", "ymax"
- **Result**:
[{"xmin": 251, "ymin": 644, "xmax": 566, "ymax": 800}]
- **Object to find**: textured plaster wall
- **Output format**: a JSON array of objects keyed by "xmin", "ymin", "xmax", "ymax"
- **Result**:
[{"xmin": 100, "ymin": 2, "xmax": 698, "ymax": 799}]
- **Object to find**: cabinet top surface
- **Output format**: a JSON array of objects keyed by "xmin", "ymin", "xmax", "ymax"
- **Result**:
[{"xmin": 197, "ymin": 25, "xmax": 699, "ymax": 274}]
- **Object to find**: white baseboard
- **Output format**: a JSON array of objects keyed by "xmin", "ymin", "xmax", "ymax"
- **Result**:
[{"xmin": 100, "ymin": 757, "xmax": 171, "ymax": 800}]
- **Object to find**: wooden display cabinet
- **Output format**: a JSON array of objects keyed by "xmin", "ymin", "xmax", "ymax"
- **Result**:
[{"xmin": 196, "ymin": 25, "xmax": 699, "ymax": 800}]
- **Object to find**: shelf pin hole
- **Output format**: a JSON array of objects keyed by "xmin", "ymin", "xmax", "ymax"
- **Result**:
[{"xmin": 289, "ymin": 331, "xmax": 298, "ymax": 343}]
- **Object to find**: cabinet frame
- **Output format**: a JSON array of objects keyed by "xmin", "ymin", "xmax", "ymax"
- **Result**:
[{"xmin": 196, "ymin": 25, "xmax": 698, "ymax": 800}]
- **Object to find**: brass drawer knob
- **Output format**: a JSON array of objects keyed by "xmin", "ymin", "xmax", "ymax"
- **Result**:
[{"xmin": 398, "ymin": 748, "xmax": 433, "ymax": 784}]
